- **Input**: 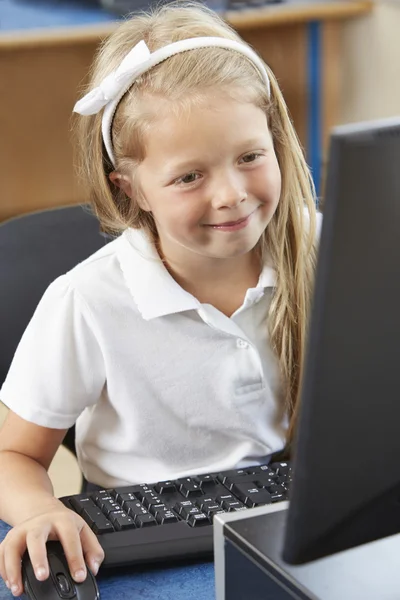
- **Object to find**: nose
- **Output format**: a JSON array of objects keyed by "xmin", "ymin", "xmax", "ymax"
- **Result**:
[{"xmin": 211, "ymin": 172, "xmax": 247, "ymax": 210}]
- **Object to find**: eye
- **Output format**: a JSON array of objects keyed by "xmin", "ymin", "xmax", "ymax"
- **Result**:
[
  {"xmin": 175, "ymin": 172, "xmax": 201, "ymax": 185},
  {"xmin": 240, "ymin": 152, "xmax": 262, "ymax": 164}
]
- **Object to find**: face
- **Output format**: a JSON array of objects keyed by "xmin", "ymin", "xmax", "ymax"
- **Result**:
[{"xmin": 122, "ymin": 95, "xmax": 281, "ymax": 265}]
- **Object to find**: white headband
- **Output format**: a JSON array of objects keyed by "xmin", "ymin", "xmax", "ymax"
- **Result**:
[{"xmin": 73, "ymin": 36, "xmax": 270, "ymax": 167}]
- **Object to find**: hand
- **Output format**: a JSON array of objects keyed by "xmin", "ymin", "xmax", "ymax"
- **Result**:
[{"xmin": 0, "ymin": 504, "xmax": 104, "ymax": 597}]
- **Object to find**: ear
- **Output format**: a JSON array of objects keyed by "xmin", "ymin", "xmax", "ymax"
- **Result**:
[
  {"xmin": 109, "ymin": 171, "xmax": 151, "ymax": 212},
  {"xmin": 109, "ymin": 171, "xmax": 134, "ymax": 198}
]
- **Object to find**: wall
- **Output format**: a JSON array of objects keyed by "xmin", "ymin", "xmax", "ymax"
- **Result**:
[{"xmin": 340, "ymin": 1, "xmax": 400, "ymax": 124}]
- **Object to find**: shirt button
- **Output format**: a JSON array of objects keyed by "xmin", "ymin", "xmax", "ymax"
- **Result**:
[{"xmin": 236, "ymin": 339, "xmax": 249, "ymax": 349}]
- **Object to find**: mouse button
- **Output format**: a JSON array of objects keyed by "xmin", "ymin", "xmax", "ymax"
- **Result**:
[
  {"xmin": 50, "ymin": 573, "xmax": 76, "ymax": 600},
  {"xmin": 76, "ymin": 570, "xmax": 100, "ymax": 600},
  {"xmin": 56, "ymin": 573, "xmax": 71, "ymax": 594},
  {"xmin": 21, "ymin": 574, "xmax": 37, "ymax": 600},
  {"xmin": 21, "ymin": 559, "xmax": 47, "ymax": 600},
  {"xmin": 21, "ymin": 552, "xmax": 35, "ymax": 578},
  {"xmin": 48, "ymin": 555, "xmax": 76, "ymax": 599},
  {"xmin": 23, "ymin": 573, "xmax": 62, "ymax": 600}
]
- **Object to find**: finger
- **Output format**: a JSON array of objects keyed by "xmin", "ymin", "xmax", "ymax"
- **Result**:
[
  {"xmin": 0, "ymin": 543, "xmax": 10, "ymax": 589},
  {"xmin": 25, "ymin": 528, "xmax": 51, "ymax": 582},
  {"xmin": 56, "ymin": 526, "xmax": 87, "ymax": 583},
  {"xmin": 3, "ymin": 533, "xmax": 27, "ymax": 597},
  {"xmin": 79, "ymin": 524, "xmax": 105, "ymax": 576}
]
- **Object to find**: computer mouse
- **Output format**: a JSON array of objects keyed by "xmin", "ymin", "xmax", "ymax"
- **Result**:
[{"xmin": 21, "ymin": 540, "xmax": 100, "ymax": 600}]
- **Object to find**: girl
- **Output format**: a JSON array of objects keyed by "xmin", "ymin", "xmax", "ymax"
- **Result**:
[{"xmin": 0, "ymin": 2, "xmax": 319, "ymax": 596}]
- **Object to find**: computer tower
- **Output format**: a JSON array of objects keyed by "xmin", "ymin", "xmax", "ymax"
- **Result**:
[{"xmin": 214, "ymin": 504, "xmax": 400, "ymax": 600}]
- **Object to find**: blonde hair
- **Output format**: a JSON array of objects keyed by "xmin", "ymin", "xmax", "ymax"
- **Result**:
[{"xmin": 74, "ymin": 1, "xmax": 318, "ymax": 445}]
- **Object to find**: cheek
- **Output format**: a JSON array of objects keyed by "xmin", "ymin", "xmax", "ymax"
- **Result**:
[
  {"xmin": 274, "ymin": 171, "xmax": 282, "ymax": 202},
  {"xmin": 157, "ymin": 192, "xmax": 205, "ymax": 232},
  {"xmin": 258, "ymin": 161, "xmax": 282, "ymax": 203}
]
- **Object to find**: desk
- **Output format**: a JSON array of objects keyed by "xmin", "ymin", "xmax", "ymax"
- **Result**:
[
  {"xmin": 0, "ymin": 0, "xmax": 372, "ymax": 221},
  {"xmin": 0, "ymin": 520, "xmax": 215, "ymax": 599}
]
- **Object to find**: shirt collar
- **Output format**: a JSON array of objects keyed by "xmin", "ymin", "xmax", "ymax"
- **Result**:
[
  {"xmin": 258, "ymin": 263, "xmax": 276, "ymax": 288},
  {"xmin": 117, "ymin": 228, "xmax": 276, "ymax": 320}
]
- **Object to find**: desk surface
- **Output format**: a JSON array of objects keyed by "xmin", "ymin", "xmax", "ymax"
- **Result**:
[
  {"xmin": 0, "ymin": 0, "xmax": 372, "ymax": 47},
  {"xmin": 0, "ymin": 0, "xmax": 115, "ymax": 31},
  {"xmin": 0, "ymin": 520, "xmax": 215, "ymax": 600}
]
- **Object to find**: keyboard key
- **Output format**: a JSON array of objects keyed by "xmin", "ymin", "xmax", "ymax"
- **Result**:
[
  {"xmin": 98, "ymin": 499, "xmax": 122, "ymax": 516},
  {"xmin": 263, "ymin": 484, "xmax": 287, "ymax": 502},
  {"xmin": 202, "ymin": 504, "xmax": 221, "ymax": 516},
  {"xmin": 246, "ymin": 491, "xmax": 273, "ymax": 507},
  {"xmin": 112, "ymin": 485, "xmax": 145, "ymax": 497},
  {"xmin": 180, "ymin": 506, "xmax": 201, "ymax": 520},
  {"xmin": 70, "ymin": 496, "xmax": 97, "ymax": 515},
  {"xmin": 197, "ymin": 498, "xmax": 220, "ymax": 514},
  {"xmin": 231, "ymin": 483, "xmax": 261, "ymax": 500},
  {"xmin": 82, "ymin": 505, "xmax": 103, "ymax": 520},
  {"xmin": 109, "ymin": 510, "xmax": 136, "ymax": 531},
  {"xmin": 208, "ymin": 509, "xmax": 226, "ymax": 521},
  {"xmin": 115, "ymin": 491, "xmax": 138, "ymax": 505},
  {"xmin": 81, "ymin": 505, "xmax": 114, "ymax": 534},
  {"xmin": 93, "ymin": 494, "xmax": 113, "ymax": 509},
  {"xmin": 135, "ymin": 513, "xmax": 157, "ymax": 527},
  {"xmin": 91, "ymin": 516, "xmax": 114, "ymax": 535},
  {"xmin": 269, "ymin": 462, "xmax": 291, "ymax": 476},
  {"xmin": 187, "ymin": 513, "xmax": 209, "ymax": 527},
  {"xmin": 92, "ymin": 490, "xmax": 112, "ymax": 502},
  {"xmin": 178, "ymin": 478, "xmax": 203, "ymax": 498},
  {"xmin": 142, "ymin": 494, "xmax": 164, "ymax": 509},
  {"xmin": 264, "ymin": 483, "xmax": 286, "ymax": 493},
  {"xmin": 253, "ymin": 475, "xmax": 275, "ymax": 488},
  {"xmin": 154, "ymin": 509, "xmax": 179, "ymax": 525},
  {"xmin": 194, "ymin": 474, "xmax": 217, "ymax": 489},
  {"xmin": 81, "ymin": 505, "xmax": 115, "ymax": 533},
  {"xmin": 149, "ymin": 503, "xmax": 166, "ymax": 516},
  {"xmin": 223, "ymin": 474, "xmax": 262, "ymax": 490},
  {"xmin": 217, "ymin": 469, "xmax": 248, "ymax": 485},
  {"xmin": 154, "ymin": 481, "xmax": 177, "ymax": 494},
  {"xmin": 221, "ymin": 499, "xmax": 246, "ymax": 512},
  {"xmin": 174, "ymin": 500, "xmax": 194, "ymax": 516},
  {"xmin": 230, "ymin": 483, "xmax": 273, "ymax": 507},
  {"xmin": 247, "ymin": 466, "xmax": 276, "ymax": 478},
  {"xmin": 123, "ymin": 500, "xmax": 150, "ymax": 518},
  {"xmin": 135, "ymin": 486, "xmax": 156, "ymax": 503},
  {"xmin": 216, "ymin": 493, "xmax": 236, "ymax": 505},
  {"xmin": 274, "ymin": 475, "xmax": 288, "ymax": 486}
]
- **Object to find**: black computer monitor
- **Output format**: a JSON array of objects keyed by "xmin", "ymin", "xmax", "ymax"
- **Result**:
[{"xmin": 282, "ymin": 116, "xmax": 400, "ymax": 565}]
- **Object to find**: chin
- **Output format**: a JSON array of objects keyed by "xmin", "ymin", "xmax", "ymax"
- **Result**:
[{"xmin": 211, "ymin": 239, "xmax": 262, "ymax": 260}]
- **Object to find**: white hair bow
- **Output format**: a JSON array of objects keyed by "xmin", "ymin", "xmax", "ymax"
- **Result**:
[{"xmin": 74, "ymin": 40, "xmax": 151, "ymax": 116}]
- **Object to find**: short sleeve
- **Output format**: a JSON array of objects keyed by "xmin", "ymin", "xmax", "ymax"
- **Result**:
[{"xmin": 0, "ymin": 275, "xmax": 105, "ymax": 429}]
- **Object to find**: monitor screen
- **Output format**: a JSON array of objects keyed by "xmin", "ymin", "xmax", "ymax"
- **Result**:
[{"xmin": 282, "ymin": 116, "xmax": 400, "ymax": 564}]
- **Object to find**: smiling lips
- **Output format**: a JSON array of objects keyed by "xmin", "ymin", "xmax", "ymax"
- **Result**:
[{"xmin": 205, "ymin": 208, "xmax": 257, "ymax": 231}]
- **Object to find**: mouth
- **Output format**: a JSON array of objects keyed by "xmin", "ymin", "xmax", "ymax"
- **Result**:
[{"xmin": 204, "ymin": 208, "xmax": 258, "ymax": 232}]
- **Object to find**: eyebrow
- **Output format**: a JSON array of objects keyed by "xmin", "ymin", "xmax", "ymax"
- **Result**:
[{"xmin": 163, "ymin": 137, "xmax": 271, "ymax": 176}]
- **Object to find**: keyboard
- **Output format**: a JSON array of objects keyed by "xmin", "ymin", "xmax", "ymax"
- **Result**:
[{"xmin": 60, "ymin": 461, "xmax": 291, "ymax": 567}]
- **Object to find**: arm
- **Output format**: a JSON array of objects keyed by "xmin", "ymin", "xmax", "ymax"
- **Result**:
[
  {"xmin": 0, "ymin": 410, "xmax": 104, "ymax": 596},
  {"xmin": 0, "ymin": 410, "xmax": 67, "ymax": 524}
]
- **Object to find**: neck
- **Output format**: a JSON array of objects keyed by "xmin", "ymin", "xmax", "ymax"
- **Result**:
[{"xmin": 157, "ymin": 239, "xmax": 262, "ymax": 301}]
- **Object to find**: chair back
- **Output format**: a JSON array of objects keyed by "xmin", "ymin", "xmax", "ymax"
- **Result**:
[{"xmin": 0, "ymin": 205, "xmax": 110, "ymax": 454}]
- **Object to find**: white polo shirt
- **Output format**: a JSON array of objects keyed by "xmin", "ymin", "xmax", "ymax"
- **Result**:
[{"xmin": 1, "ymin": 227, "xmax": 294, "ymax": 488}]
